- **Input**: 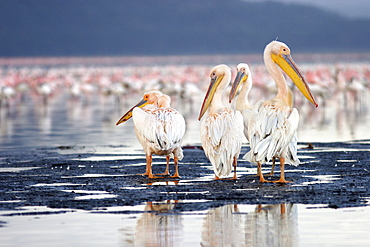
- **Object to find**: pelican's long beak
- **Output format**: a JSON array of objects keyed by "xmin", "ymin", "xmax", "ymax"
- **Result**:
[
  {"xmin": 272, "ymin": 53, "xmax": 318, "ymax": 107},
  {"xmin": 198, "ymin": 74, "xmax": 224, "ymax": 120},
  {"xmin": 229, "ymin": 71, "xmax": 247, "ymax": 103},
  {"xmin": 116, "ymin": 99, "xmax": 149, "ymax": 125}
]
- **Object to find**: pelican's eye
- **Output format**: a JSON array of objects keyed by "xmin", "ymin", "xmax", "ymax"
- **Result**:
[{"xmin": 281, "ymin": 47, "xmax": 289, "ymax": 54}]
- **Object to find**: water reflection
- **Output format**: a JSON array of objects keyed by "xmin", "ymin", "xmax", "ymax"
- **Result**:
[
  {"xmin": 247, "ymin": 204, "xmax": 298, "ymax": 247},
  {"xmin": 119, "ymin": 202, "xmax": 297, "ymax": 247},
  {"xmin": 124, "ymin": 200, "xmax": 183, "ymax": 247},
  {"xmin": 202, "ymin": 204, "xmax": 298, "ymax": 247},
  {"xmin": 1, "ymin": 203, "xmax": 369, "ymax": 246},
  {"xmin": 1, "ymin": 88, "xmax": 369, "ymax": 151},
  {"xmin": 201, "ymin": 204, "xmax": 244, "ymax": 246}
]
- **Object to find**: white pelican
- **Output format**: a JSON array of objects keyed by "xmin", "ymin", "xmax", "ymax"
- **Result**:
[
  {"xmin": 198, "ymin": 64, "xmax": 244, "ymax": 180},
  {"xmin": 229, "ymin": 63, "xmax": 275, "ymax": 176},
  {"xmin": 242, "ymin": 41, "xmax": 318, "ymax": 183},
  {"xmin": 229, "ymin": 63, "xmax": 287, "ymax": 176},
  {"xmin": 229, "ymin": 63, "xmax": 253, "ymax": 140},
  {"xmin": 116, "ymin": 91, "xmax": 186, "ymax": 179}
]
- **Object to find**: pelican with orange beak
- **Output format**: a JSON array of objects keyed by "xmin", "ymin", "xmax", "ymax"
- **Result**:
[
  {"xmin": 240, "ymin": 40, "xmax": 318, "ymax": 183},
  {"xmin": 198, "ymin": 64, "xmax": 244, "ymax": 180},
  {"xmin": 116, "ymin": 91, "xmax": 186, "ymax": 179}
]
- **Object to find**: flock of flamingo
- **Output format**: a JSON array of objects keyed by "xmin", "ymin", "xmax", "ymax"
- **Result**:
[{"xmin": 1, "ymin": 40, "xmax": 370, "ymax": 183}]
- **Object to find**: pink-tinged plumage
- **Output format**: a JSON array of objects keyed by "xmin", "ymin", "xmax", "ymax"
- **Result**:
[{"xmin": 116, "ymin": 91, "xmax": 186, "ymax": 178}]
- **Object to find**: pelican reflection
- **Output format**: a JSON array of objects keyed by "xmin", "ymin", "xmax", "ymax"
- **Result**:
[
  {"xmin": 201, "ymin": 203, "xmax": 298, "ymax": 247},
  {"xmin": 126, "ymin": 200, "xmax": 183, "ymax": 247},
  {"xmin": 201, "ymin": 204, "xmax": 245, "ymax": 246},
  {"xmin": 246, "ymin": 204, "xmax": 298, "ymax": 247}
]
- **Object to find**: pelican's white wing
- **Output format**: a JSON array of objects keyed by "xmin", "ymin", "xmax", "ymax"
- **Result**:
[
  {"xmin": 159, "ymin": 108, "xmax": 186, "ymax": 146},
  {"xmin": 133, "ymin": 107, "xmax": 186, "ymax": 155},
  {"xmin": 244, "ymin": 102, "xmax": 300, "ymax": 166},
  {"xmin": 201, "ymin": 109, "xmax": 243, "ymax": 176},
  {"xmin": 285, "ymin": 108, "xmax": 300, "ymax": 166}
]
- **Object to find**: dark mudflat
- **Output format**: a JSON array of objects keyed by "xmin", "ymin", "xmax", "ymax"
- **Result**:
[{"xmin": 1, "ymin": 140, "xmax": 369, "ymax": 213}]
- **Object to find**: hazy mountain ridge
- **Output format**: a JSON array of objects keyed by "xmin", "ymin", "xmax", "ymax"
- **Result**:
[{"xmin": 0, "ymin": 0, "xmax": 369, "ymax": 57}]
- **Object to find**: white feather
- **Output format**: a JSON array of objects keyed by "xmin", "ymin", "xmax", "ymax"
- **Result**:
[
  {"xmin": 244, "ymin": 102, "xmax": 300, "ymax": 167},
  {"xmin": 133, "ymin": 106, "xmax": 185, "ymax": 160},
  {"xmin": 201, "ymin": 109, "xmax": 243, "ymax": 176}
]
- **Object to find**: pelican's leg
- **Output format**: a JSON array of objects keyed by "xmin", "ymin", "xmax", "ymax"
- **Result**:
[
  {"xmin": 138, "ymin": 154, "xmax": 151, "ymax": 176},
  {"xmin": 233, "ymin": 157, "xmax": 238, "ymax": 179},
  {"xmin": 258, "ymin": 162, "xmax": 269, "ymax": 183},
  {"xmin": 266, "ymin": 157, "xmax": 275, "ymax": 176},
  {"xmin": 214, "ymin": 175, "xmax": 221, "ymax": 180},
  {"xmin": 170, "ymin": 157, "xmax": 180, "ymax": 178},
  {"xmin": 227, "ymin": 157, "xmax": 238, "ymax": 180},
  {"xmin": 157, "ymin": 156, "xmax": 170, "ymax": 175},
  {"xmin": 141, "ymin": 155, "xmax": 161, "ymax": 179},
  {"xmin": 272, "ymin": 157, "xmax": 291, "ymax": 183},
  {"xmin": 256, "ymin": 167, "xmax": 261, "ymax": 176},
  {"xmin": 147, "ymin": 160, "xmax": 161, "ymax": 179},
  {"xmin": 250, "ymin": 158, "xmax": 274, "ymax": 177}
]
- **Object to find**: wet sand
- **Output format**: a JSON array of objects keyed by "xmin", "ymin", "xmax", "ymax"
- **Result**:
[{"xmin": 1, "ymin": 140, "xmax": 369, "ymax": 212}]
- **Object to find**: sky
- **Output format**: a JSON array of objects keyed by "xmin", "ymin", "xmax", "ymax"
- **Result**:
[{"xmin": 245, "ymin": 0, "xmax": 370, "ymax": 19}]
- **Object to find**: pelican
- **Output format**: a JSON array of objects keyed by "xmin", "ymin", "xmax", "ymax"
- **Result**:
[
  {"xmin": 229, "ymin": 63, "xmax": 253, "ymax": 140},
  {"xmin": 229, "ymin": 63, "xmax": 283, "ymax": 176},
  {"xmin": 242, "ymin": 40, "xmax": 318, "ymax": 183},
  {"xmin": 229, "ymin": 63, "xmax": 275, "ymax": 176},
  {"xmin": 116, "ymin": 91, "xmax": 186, "ymax": 178},
  {"xmin": 198, "ymin": 64, "xmax": 244, "ymax": 180}
]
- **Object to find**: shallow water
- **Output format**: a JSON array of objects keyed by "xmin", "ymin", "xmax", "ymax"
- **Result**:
[
  {"xmin": 1, "ymin": 203, "xmax": 370, "ymax": 246},
  {"xmin": 1, "ymin": 61, "xmax": 370, "ymax": 246},
  {"xmin": 1, "ymin": 86, "xmax": 370, "ymax": 150}
]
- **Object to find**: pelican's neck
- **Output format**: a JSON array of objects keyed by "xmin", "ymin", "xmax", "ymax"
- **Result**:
[
  {"xmin": 209, "ymin": 71, "xmax": 231, "ymax": 113},
  {"xmin": 264, "ymin": 53, "xmax": 291, "ymax": 108},
  {"xmin": 157, "ymin": 95, "xmax": 171, "ymax": 108},
  {"xmin": 236, "ymin": 74, "xmax": 253, "ymax": 111}
]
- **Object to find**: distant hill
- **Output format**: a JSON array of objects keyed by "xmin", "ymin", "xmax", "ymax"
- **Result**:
[{"xmin": 0, "ymin": 0, "xmax": 369, "ymax": 57}]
